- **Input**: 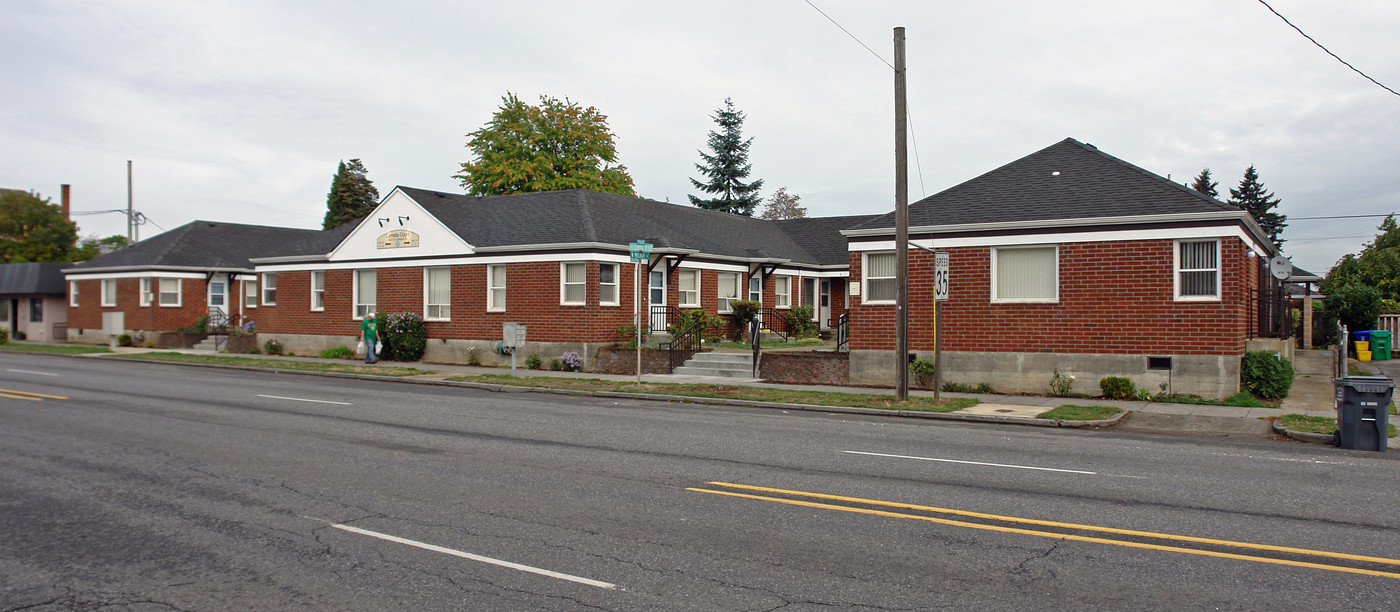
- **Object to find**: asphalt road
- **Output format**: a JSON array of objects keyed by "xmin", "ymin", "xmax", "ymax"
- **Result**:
[{"xmin": 2, "ymin": 353, "xmax": 1399, "ymax": 610}]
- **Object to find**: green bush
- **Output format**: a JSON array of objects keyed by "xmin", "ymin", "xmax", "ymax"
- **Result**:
[
  {"xmin": 319, "ymin": 346, "xmax": 355, "ymax": 359},
  {"xmin": 1049, "ymin": 369, "xmax": 1075, "ymax": 397},
  {"xmin": 0, "ymin": 328, "xmax": 9, "ymax": 344},
  {"xmin": 728, "ymin": 300, "xmax": 762, "ymax": 340},
  {"xmin": 788, "ymin": 304, "xmax": 818, "ymax": 338},
  {"xmin": 467, "ymin": 347, "xmax": 480, "ymax": 366},
  {"xmin": 263, "ymin": 339, "xmax": 283, "ymax": 355},
  {"xmin": 525, "ymin": 354, "xmax": 542, "ymax": 369},
  {"xmin": 941, "ymin": 381, "xmax": 994, "ymax": 394},
  {"xmin": 1321, "ymin": 283, "xmax": 1382, "ymax": 338},
  {"xmin": 1241, "ymin": 350, "xmax": 1294, "ymax": 399},
  {"xmin": 549, "ymin": 358, "xmax": 563, "ymax": 371},
  {"xmin": 909, "ymin": 358, "xmax": 936, "ymax": 389},
  {"xmin": 1099, "ymin": 377, "xmax": 1136, "ymax": 400},
  {"xmin": 377, "ymin": 312, "xmax": 427, "ymax": 361},
  {"xmin": 117, "ymin": 333, "xmax": 133, "ymax": 347},
  {"xmin": 670, "ymin": 309, "xmax": 724, "ymax": 340},
  {"xmin": 614, "ymin": 322, "xmax": 648, "ymax": 348}
]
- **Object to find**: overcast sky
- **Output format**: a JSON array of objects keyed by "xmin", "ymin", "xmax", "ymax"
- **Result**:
[{"xmin": 3, "ymin": 0, "xmax": 1397, "ymax": 274}]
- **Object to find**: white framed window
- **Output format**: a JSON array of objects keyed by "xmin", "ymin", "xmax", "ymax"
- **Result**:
[
  {"xmin": 487, "ymin": 265, "xmax": 506, "ymax": 312},
  {"xmin": 425, "ymin": 267, "xmax": 450, "ymax": 320},
  {"xmin": 679, "ymin": 269, "xmax": 700, "ymax": 307},
  {"xmin": 243, "ymin": 279, "xmax": 257, "ymax": 308},
  {"xmin": 101, "ymin": 279, "xmax": 117, "ymax": 307},
  {"xmin": 140, "ymin": 278, "xmax": 152, "ymax": 306},
  {"xmin": 261, "ymin": 273, "xmax": 276, "ymax": 305},
  {"xmin": 561, "ymin": 262, "xmax": 586, "ymax": 305},
  {"xmin": 863, "ymin": 252, "xmax": 896, "ymax": 304},
  {"xmin": 1175, "ymin": 239, "xmax": 1221, "ymax": 300},
  {"xmin": 69, "ymin": 281, "xmax": 79, "ymax": 307},
  {"xmin": 717, "ymin": 272, "xmax": 740, "ymax": 313},
  {"xmin": 599, "ymin": 263, "xmax": 618, "ymax": 306},
  {"xmin": 159, "ymin": 278, "xmax": 181, "ymax": 307},
  {"xmin": 992, "ymin": 245, "xmax": 1058, "ymax": 303},
  {"xmin": 749, "ymin": 275, "xmax": 763, "ymax": 304},
  {"xmin": 310, "ymin": 271, "xmax": 324, "ymax": 311},
  {"xmin": 775, "ymin": 276, "xmax": 791, "ymax": 308},
  {"xmin": 354, "ymin": 269, "xmax": 376, "ymax": 319}
]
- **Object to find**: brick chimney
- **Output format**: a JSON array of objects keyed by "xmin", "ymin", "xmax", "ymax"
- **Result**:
[{"xmin": 61, "ymin": 184, "xmax": 70, "ymax": 220}]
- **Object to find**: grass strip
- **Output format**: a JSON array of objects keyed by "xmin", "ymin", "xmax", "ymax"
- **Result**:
[
  {"xmin": 114, "ymin": 352, "xmax": 432, "ymax": 377},
  {"xmin": 1037, "ymin": 405, "xmax": 1122, "ymax": 421},
  {"xmin": 1151, "ymin": 392, "xmax": 1276, "ymax": 408},
  {"xmin": 1278, "ymin": 413, "xmax": 1397, "ymax": 438},
  {"xmin": 0, "ymin": 343, "xmax": 113, "ymax": 355},
  {"xmin": 447, "ymin": 374, "xmax": 977, "ymax": 413}
]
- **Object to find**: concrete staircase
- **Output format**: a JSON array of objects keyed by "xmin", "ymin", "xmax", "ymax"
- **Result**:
[
  {"xmin": 190, "ymin": 335, "xmax": 222, "ymax": 352},
  {"xmin": 672, "ymin": 352, "xmax": 757, "ymax": 379}
]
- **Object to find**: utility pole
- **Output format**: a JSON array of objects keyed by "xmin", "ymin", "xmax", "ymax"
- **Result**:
[
  {"xmin": 894, "ymin": 27, "xmax": 909, "ymax": 401},
  {"xmin": 126, "ymin": 160, "xmax": 134, "ymax": 244}
]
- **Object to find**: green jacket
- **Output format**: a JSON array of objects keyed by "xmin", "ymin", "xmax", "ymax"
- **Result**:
[{"xmin": 361, "ymin": 317, "xmax": 378, "ymax": 341}]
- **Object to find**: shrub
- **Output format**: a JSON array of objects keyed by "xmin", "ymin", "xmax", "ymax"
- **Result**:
[
  {"xmin": 615, "ymin": 322, "xmax": 648, "ymax": 348},
  {"xmin": 525, "ymin": 354, "xmax": 542, "ymax": 370},
  {"xmin": 263, "ymin": 339, "xmax": 283, "ymax": 355},
  {"xmin": 671, "ymin": 309, "xmax": 723, "ymax": 340},
  {"xmin": 319, "ymin": 346, "xmax": 355, "ymax": 359},
  {"xmin": 117, "ymin": 333, "xmax": 133, "ymax": 347},
  {"xmin": 909, "ymin": 358, "xmax": 936, "ymax": 389},
  {"xmin": 549, "ymin": 358, "xmax": 563, "ymax": 371},
  {"xmin": 942, "ymin": 381, "xmax": 994, "ymax": 394},
  {"xmin": 1049, "ymin": 369, "xmax": 1075, "ymax": 397},
  {"xmin": 241, "ymin": 320, "xmax": 257, "ymax": 333},
  {"xmin": 1100, "ymin": 376, "xmax": 1135, "ymax": 400},
  {"xmin": 561, "ymin": 351, "xmax": 582, "ymax": 372},
  {"xmin": 1321, "ymin": 283, "xmax": 1382, "ymax": 338},
  {"xmin": 788, "ymin": 305, "xmax": 818, "ymax": 338},
  {"xmin": 377, "ymin": 312, "xmax": 427, "ymax": 361},
  {"xmin": 728, "ymin": 300, "xmax": 762, "ymax": 340},
  {"xmin": 0, "ymin": 328, "xmax": 8, "ymax": 344},
  {"xmin": 1241, "ymin": 350, "xmax": 1294, "ymax": 399}
]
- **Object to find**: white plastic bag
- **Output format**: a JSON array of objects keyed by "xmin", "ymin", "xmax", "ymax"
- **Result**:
[
  {"xmin": 375, "ymin": 341, "xmax": 383, "ymax": 353},
  {"xmin": 356, "ymin": 340, "xmax": 365, "ymax": 356}
]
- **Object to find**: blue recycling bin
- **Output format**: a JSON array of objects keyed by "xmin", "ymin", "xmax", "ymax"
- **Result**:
[{"xmin": 1354, "ymin": 330, "xmax": 1373, "ymax": 343}]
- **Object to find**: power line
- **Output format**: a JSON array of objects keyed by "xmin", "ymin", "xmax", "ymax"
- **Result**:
[
  {"xmin": 1256, "ymin": 0, "xmax": 1400, "ymax": 97},
  {"xmin": 1290, "ymin": 213, "xmax": 1396, "ymax": 220},
  {"xmin": 803, "ymin": 0, "xmax": 892, "ymax": 70}
]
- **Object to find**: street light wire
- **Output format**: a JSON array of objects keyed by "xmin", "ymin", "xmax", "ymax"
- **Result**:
[{"xmin": 1255, "ymin": 0, "xmax": 1400, "ymax": 97}]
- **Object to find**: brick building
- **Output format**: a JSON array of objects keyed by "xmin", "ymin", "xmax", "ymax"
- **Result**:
[{"xmin": 841, "ymin": 139, "xmax": 1280, "ymax": 396}]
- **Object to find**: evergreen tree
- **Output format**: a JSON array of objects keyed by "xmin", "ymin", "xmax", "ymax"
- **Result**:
[
  {"xmin": 0, "ymin": 189, "xmax": 80, "ymax": 263},
  {"xmin": 1227, "ymin": 165, "xmax": 1287, "ymax": 246},
  {"xmin": 689, "ymin": 98, "xmax": 764, "ymax": 216},
  {"xmin": 759, "ymin": 187, "xmax": 807, "ymax": 220},
  {"xmin": 455, "ymin": 93, "xmax": 635, "ymax": 197},
  {"xmin": 1189, "ymin": 168, "xmax": 1219, "ymax": 199},
  {"xmin": 323, "ymin": 159, "xmax": 380, "ymax": 229}
]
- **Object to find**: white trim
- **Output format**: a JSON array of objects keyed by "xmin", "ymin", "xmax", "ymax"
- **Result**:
[
  {"xmin": 243, "ymin": 279, "xmax": 258, "ymax": 309},
  {"xmin": 353, "ymin": 269, "xmax": 376, "ymax": 320},
  {"xmin": 261, "ymin": 272, "xmax": 277, "ymax": 306},
  {"xmin": 1173, "ymin": 238, "xmax": 1223, "ymax": 302},
  {"xmin": 560, "ymin": 262, "xmax": 586, "ymax": 305},
  {"xmin": 861, "ymin": 251, "xmax": 896, "ymax": 305},
  {"xmin": 69, "ymin": 281, "xmax": 79, "ymax": 307},
  {"xmin": 325, "ymin": 187, "xmax": 477, "ymax": 262},
  {"xmin": 66, "ymin": 271, "xmax": 206, "ymax": 281},
  {"xmin": 598, "ymin": 262, "xmax": 619, "ymax": 307},
  {"xmin": 424, "ymin": 267, "xmax": 451, "ymax": 321},
  {"xmin": 841, "ymin": 209, "xmax": 1269, "ymax": 244},
  {"xmin": 100, "ymin": 279, "xmax": 117, "ymax": 307},
  {"xmin": 487, "ymin": 264, "xmax": 506, "ymax": 312},
  {"xmin": 310, "ymin": 271, "xmax": 325, "ymax": 312},
  {"xmin": 850, "ymin": 225, "xmax": 1261, "ymax": 254},
  {"xmin": 139, "ymin": 278, "xmax": 152, "ymax": 307},
  {"xmin": 990, "ymin": 245, "xmax": 1059, "ymax": 304},
  {"xmin": 158, "ymin": 278, "xmax": 183, "ymax": 308}
]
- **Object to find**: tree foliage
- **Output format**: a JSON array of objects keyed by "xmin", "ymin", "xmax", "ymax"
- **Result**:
[
  {"xmin": 1321, "ymin": 215, "xmax": 1400, "ymax": 311},
  {"xmin": 690, "ymin": 98, "xmax": 763, "ymax": 216},
  {"xmin": 323, "ymin": 159, "xmax": 380, "ymax": 229},
  {"xmin": 1227, "ymin": 166, "xmax": 1287, "ymax": 246},
  {"xmin": 0, "ymin": 190, "xmax": 80, "ymax": 263},
  {"xmin": 72, "ymin": 234, "xmax": 130, "ymax": 262},
  {"xmin": 759, "ymin": 187, "xmax": 807, "ymax": 220},
  {"xmin": 455, "ymin": 93, "xmax": 635, "ymax": 197},
  {"xmin": 1189, "ymin": 168, "xmax": 1219, "ymax": 199}
]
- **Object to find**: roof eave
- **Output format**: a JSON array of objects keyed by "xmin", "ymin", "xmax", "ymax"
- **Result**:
[
  {"xmin": 842, "ymin": 210, "xmax": 1274, "ymax": 248},
  {"xmin": 63, "ymin": 265, "xmax": 253, "ymax": 275}
]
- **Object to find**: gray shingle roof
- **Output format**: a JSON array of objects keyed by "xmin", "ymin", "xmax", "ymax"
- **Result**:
[
  {"xmin": 64, "ymin": 220, "xmax": 323, "ymax": 273},
  {"xmin": 775, "ymin": 215, "xmax": 881, "ymax": 265},
  {"xmin": 851, "ymin": 138, "xmax": 1239, "ymax": 232},
  {"xmin": 0, "ymin": 262, "xmax": 66, "ymax": 295}
]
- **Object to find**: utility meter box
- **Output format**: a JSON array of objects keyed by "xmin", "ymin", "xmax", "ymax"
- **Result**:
[
  {"xmin": 503, "ymin": 322, "xmax": 527, "ymax": 348},
  {"xmin": 102, "ymin": 312, "xmax": 125, "ymax": 336}
]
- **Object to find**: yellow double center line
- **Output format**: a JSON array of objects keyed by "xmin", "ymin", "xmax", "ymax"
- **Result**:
[
  {"xmin": 0, "ymin": 388, "xmax": 67, "ymax": 402},
  {"xmin": 688, "ymin": 481, "xmax": 1400, "ymax": 580}
]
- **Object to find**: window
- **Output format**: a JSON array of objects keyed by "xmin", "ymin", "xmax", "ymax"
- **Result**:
[
  {"xmin": 70, "ymin": 281, "xmax": 79, "ymax": 307},
  {"xmin": 261, "ymin": 273, "xmax": 276, "ymax": 305},
  {"xmin": 864, "ymin": 252, "xmax": 896, "ymax": 303},
  {"xmin": 354, "ymin": 269, "xmax": 376, "ymax": 319},
  {"xmin": 749, "ymin": 275, "xmax": 763, "ymax": 303},
  {"xmin": 487, "ymin": 265, "xmax": 506, "ymax": 311},
  {"xmin": 679, "ymin": 269, "xmax": 699, "ymax": 307},
  {"xmin": 717, "ymin": 272, "xmax": 740, "ymax": 313},
  {"xmin": 425, "ymin": 267, "xmax": 450, "ymax": 320},
  {"xmin": 209, "ymin": 282, "xmax": 225, "ymax": 309},
  {"xmin": 992, "ymin": 246, "xmax": 1058, "ymax": 302},
  {"xmin": 310, "ymin": 271, "xmax": 324, "ymax": 311},
  {"xmin": 775, "ymin": 277, "xmax": 791, "ymax": 308},
  {"xmin": 599, "ymin": 263, "xmax": 618, "ymax": 306},
  {"xmin": 561, "ymin": 262, "xmax": 586, "ymax": 305},
  {"xmin": 0, "ymin": 300, "xmax": 8, "ymax": 321},
  {"xmin": 159, "ymin": 278, "xmax": 181, "ymax": 307},
  {"xmin": 1176, "ymin": 240, "xmax": 1220, "ymax": 300},
  {"xmin": 101, "ymin": 279, "xmax": 117, "ymax": 307},
  {"xmin": 244, "ymin": 279, "xmax": 257, "ymax": 308},
  {"xmin": 139, "ymin": 278, "xmax": 152, "ymax": 306},
  {"xmin": 29, "ymin": 298, "xmax": 42, "ymax": 322}
]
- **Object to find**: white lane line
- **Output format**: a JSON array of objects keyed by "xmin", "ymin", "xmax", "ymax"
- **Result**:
[
  {"xmin": 7, "ymin": 369, "xmax": 57, "ymax": 377},
  {"xmin": 331, "ymin": 523, "xmax": 616, "ymax": 589},
  {"xmin": 257, "ymin": 394, "xmax": 351, "ymax": 406},
  {"xmin": 843, "ymin": 450, "xmax": 1097, "ymax": 475}
]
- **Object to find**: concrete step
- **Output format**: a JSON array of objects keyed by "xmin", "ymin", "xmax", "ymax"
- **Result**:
[
  {"xmin": 672, "ymin": 351, "xmax": 755, "ymax": 378},
  {"xmin": 672, "ymin": 365, "xmax": 758, "ymax": 378}
]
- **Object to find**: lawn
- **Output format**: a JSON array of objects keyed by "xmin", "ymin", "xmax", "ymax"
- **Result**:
[
  {"xmin": 446, "ymin": 374, "xmax": 978, "ymax": 413},
  {"xmin": 0, "ymin": 343, "xmax": 113, "ymax": 355},
  {"xmin": 114, "ymin": 352, "xmax": 433, "ymax": 376},
  {"xmin": 1278, "ymin": 413, "xmax": 1397, "ymax": 438},
  {"xmin": 1037, "ymin": 405, "xmax": 1123, "ymax": 421}
]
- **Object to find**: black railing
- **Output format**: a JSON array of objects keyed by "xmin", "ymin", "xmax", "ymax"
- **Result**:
[
  {"xmin": 1250, "ymin": 288, "xmax": 1293, "ymax": 339},
  {"xmin": 208, "ymin": 311, "xmax": 239, "ymax": 352},
  {"xmin": 759, "ymin": 307, "xmax": 795, "ymax": 341},
  {"xmin": 830, "ymin": 312, "xmax": 849, "ymax": 352},
  {"xmin": 650, "ymin": 305, "xmax": 681, "ymax": 334},
  {"xmin": 664, "ymin": 321, "xmax": 704, "ymax": 372}
]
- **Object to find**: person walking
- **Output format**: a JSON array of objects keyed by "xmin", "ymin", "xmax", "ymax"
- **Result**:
[{"xmin": 362, "ymin": 312, "xmax": 379, "ymax": 364}]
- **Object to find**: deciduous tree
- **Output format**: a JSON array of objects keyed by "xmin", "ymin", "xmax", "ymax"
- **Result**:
[
  {"xmin": 759, "ymin": 187, "xmax": 807, "ymax": 220},
  {"xmin": 689, "ymin": 98, "xmax": 763, "ymax": 216},
  {"xmin": 323, "ymin": 159, "xmax": 380, "ymax": 229},
  {"xmin": 0, "ymin": 190, "xmax": 79, "ymax": 263}
]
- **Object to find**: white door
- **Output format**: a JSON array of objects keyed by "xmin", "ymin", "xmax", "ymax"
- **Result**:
[
  {"xmin": 819, "ymin": 280, "xmax": 832, "ymax": 329},
  {"xmin": 649, "ymin": 270, "xmax": 667, "ymax": 332},
  {"xmin": 207, "ymin": 273, "xmax": 228, "ymax": 319}
]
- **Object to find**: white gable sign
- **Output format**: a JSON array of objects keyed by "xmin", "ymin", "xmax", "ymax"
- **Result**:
[{"xmin": 329, "ymin": 189, "xmax": 474, "ymax": 262}]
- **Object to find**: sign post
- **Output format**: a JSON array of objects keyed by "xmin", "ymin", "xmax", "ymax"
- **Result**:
[
  {"xmin": 933, "ymin": 252, "xmax": 949, "ymax": 401},
  {"xmin": 629, "ymin": 240, "xmax": 653, "ymax": 384}
]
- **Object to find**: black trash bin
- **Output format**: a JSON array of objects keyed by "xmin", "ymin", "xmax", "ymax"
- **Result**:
[{"xmin": 1333, "ymin": 376, "xmax": 1394, "ymax": 451}]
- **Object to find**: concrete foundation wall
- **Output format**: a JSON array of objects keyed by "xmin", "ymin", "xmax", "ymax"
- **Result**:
[
  {"xmin": 850, "ymin": 349, "xmax": 1241, "ymax": 398},
  {"xmin": 263, "ymin": 333, "xmax": 602, "ymax": 369}
]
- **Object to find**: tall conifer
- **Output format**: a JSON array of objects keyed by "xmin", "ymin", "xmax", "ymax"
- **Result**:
[{"xmin": 689, "ymin": 98, "xmax": 764, "ymax": 216}]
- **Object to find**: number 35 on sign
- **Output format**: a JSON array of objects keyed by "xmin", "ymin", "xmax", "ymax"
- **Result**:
[{"xmin": 934, "ymin": 252, "xmax": 949, "ymax": 301}]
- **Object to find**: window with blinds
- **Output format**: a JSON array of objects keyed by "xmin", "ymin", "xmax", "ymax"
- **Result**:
[
  {"xmin": 599, "ymin": 263, "xmax": 618, "ymax": 305},
  {"xmin": 775, "ymin": 277, "xmax": 791, "ymax": 307},
  {"xmin": 679, "ymin": 269, "xmax": 699, "ymax": 307},
  {"xmin": 425, "ymin": 267, "xmax": 450, "ymax": 320},
  {"xmin": 717, "ymin": 272, "xmax": 739, "ymax": 313},
  {"xmin": 488, "ymin": 265, "xmax": 506, "ymax": 311},
  {"xmin": 993, "ymin": 246, "xmax": 1057, "ymax": 302},
  {"xmin": 355, "ymin": 269, "xmax": 376, "ymax": 318},
  {"xmin": 865, "ymin": 252, "xmax": 896, "ymax": 303},
  {"xmin": 562, "ymin": 262, "xmax": 586, "ymax": 304},
  {"xmin": 160, "ymin": 278, "xmax": 182, "ymax": 307},
  {"xmin": 1176, "ymin": 240, "xmax": 1220, "ymax": 299}
]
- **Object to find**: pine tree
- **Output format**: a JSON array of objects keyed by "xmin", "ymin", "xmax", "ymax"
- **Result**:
[
  {"xmin": 323, "ymin": 159, "xmax": 380, "ymax": 230},
  {"xmin": 689, "ymin": 98, "xmax": 764, "ymax": 216},
  {"xmin": 759, "ymin": 187, "xmax": 807, "ymax": 220},
  {"xmin": 1189, "ymin": 168, "xmax": 1219, "ymax": 199},
  {"xmin": 1227, "ymin": 166, "xmax": 1287, "ymax": 246}
]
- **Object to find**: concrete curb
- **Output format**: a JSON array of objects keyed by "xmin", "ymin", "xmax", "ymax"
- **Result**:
[
  {"xmin": 1270, "ymin": 418, "xmax": 1336, "ymax": 445},
  {"xmin": 85, "ymin": 352, "xmax": 1130, "ymax": 428}
]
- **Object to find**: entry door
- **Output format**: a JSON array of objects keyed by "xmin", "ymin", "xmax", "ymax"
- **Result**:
[
  {"xmin": 819, "ymin": 280, "xmax": 832, "ymax": 329},
  {"xmin": 648, "ymin": 270, "xmax": 667, "ymax": 333},
  {"xmin": 207, "ymin": 273, "xmax": 228, "ymax": 319}
]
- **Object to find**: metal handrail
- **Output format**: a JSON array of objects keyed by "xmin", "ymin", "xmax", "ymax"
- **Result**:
[
  {"xmin": 830, "ymin": 312, "xmax": 849, "ymax": 352},
  {"xmin": 760, "ymin": 307, "xmax": 794, "ymax": 341},
  {"xmin": 665, "ymin": 321, "xmax": 704, "ymax": 372}
]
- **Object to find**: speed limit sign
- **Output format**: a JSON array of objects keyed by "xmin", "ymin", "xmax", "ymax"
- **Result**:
[{"xmin": 934, "ymin": 252, "xmax": 949, "ymax": 301}]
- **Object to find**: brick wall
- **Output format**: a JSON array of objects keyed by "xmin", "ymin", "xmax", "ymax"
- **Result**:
[
  {"xmin": 849, "ymin": 238, "xmax": 1253, "ymax": 356},
  {"xmin": 760, "ymin": 351, "xmax": 849, "ymax": 385},
  {"xmin": 593, "ymin": 346, "xmax": 672, "ymax": 374},
  {"xmin": 68, "ymin": 276, "xmax": 210, "ymax": 334}
]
